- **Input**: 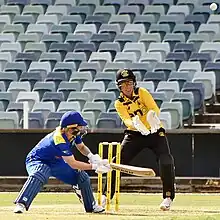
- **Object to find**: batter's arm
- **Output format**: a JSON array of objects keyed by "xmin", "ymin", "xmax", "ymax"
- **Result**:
[{"xmin": 76, "ymin": 142, "xmax": 91, "ymax": 157}]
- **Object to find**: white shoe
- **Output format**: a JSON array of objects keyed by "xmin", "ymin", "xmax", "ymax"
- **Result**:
[
  {"xmin": 73, "ymin": 185, "xmax": 83, "ymax": 204},
  {"xmin": 14, "ymin": 203, "xmax": 25, "ymax": 214},
  {"xmin": 93, "ymin": 202, "xmax": 105, "ymax": 213},
  {"xmin": 160, "ymin": 198, "xmax": 172, "ymax": 211},
  {"xmin": 101, "ymin": 195, "xmax": 106, "ymax": 208}
]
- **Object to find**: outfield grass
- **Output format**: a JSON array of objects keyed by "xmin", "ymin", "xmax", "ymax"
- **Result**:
[{"xmin": 0, "ymin": 193, "xmax": 220, "ymax": 220}]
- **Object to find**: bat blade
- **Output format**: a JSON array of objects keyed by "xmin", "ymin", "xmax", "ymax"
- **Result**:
[{"xmin": 110, "ymin": 163, "xmax": 156, "ymax": 177}]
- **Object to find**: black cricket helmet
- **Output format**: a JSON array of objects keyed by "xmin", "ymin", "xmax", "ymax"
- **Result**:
[{"xmin": 116, "ymin": 69, "xmax": 136, "ymax": 87}]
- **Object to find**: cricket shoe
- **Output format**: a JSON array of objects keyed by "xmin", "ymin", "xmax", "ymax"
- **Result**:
[
  {"xmin": 93, "ymin": 202, "xmax": 105, "ymax": 213},
  {"xmin": 73, "ymin": 185, "xmax": 83, "ymax": 204},
  {"xmin": 13, "ymin": 203, "xmax": 25, "ymax": 214},
  {"xmin": 160, "ymin": 198, "xmax": 172, "ymax": 211}
]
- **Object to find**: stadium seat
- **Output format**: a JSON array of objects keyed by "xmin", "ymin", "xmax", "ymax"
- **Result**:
[
  {"xmin": 138, "ymin": 33, "xmax": 161, "ymax": 50},
  {"xmin": 67, "ymin": 91, "xmax": 89, "ymax": 109},
  {"xmin": 189, "ymin": 52, "xmax": 212, "ymax": 70},
  {"xmin": 81, "ymin": 111, "xmax": 96, "ymax": 128},
  {"xmin": 96, "ymin": 112, "xmax": 121, "ymax": 128},
  {"xmin": 20, "ymin": 112, "xmax": 44, "ymax": 129},
  {"xmin": 137, "ymin": 81, "xmax": 155, "ymax": 92},
  {"xmin": 93, "ymin": 91, "xmax": 116, "ymax": 109},
  {"xmin": 143, "ymin": 71, "xmax": 166, "ymax": 88},
  {"xmin": 85, "ymin": 15, "xmax": 108, "ymax": 30},
  {"xmin": 0, "ymin": 112, "xmax": 19, "ymax": 128},
  {"xmin": 171, "ymin": 92, "xmax": 194, "ymax": 122},
  {"xmin": 181, "ymin": 82, "xmax": 205, "ymax": 111},
  {"xmin": 32, "ymin": 101, "xmax": 56, "ymax": 119},
  {"xmin": 160, "ymin": 101, "xmax": 183, "ymax": 129},
  {"xmin": 69, "ymin": 6, "xmax": 93, "ymax": 21},
  {"xmin": 187, "ymin": 33, "xmax": 210, "ymax": 52},
  {"xmin": 41, "ymin": 92, "xmax": 65, "ymax": 109},
  {"xmin": 45, "ymin": 72, "xmax": 68, "ymax": 90},
  {"xmin": 0, "ymin": 72, "xmax": 17, "ymax": 90},
  {"xmin": 134, "ymin": 15, "xmax": 156, "ymax": 32},
  {"xmin": 151, "ymin": 91, "xmax": 169, "ymax": 108},
  {"xmin": 0, "ymin": 92, "xmax": 13, "ymax": 110},
  {"xmin": 7, "ymin": 81, "xmax": 30, "ymax": 100},
  {"xmin": 156, "ymin": 81, "xmax": 180, "ymax": 100},
  {"xmin": 165, "ymin": 52, "xmax": 187, "ymax": 69},
  {"xmin": 153, "ymin": 62, "xmax": 176, "ymax": 80},
  {"xmin": 32, "ymin": 81, "xmax": 55, "ymax": 99},
  {"xmin": 178, "ymin": 61, "xmax": 202, "ymax": 74},
  {"xmin": 16, "ymin": 91, "xmax": 39, "ymax": 110},
  {"xmin": 82, "ymin": 81, "xmax": 105, "ymax": 100},
  {"xmin": 57, "ymin": 101, "xmax": 81, "ymax": 112},
  {"xmin": 44, "ymin": 111, "xmax": 64, "ymax": 128},
  {"xmin": 184, "ymin": 14, "xmax": 206, "ymax": 32},
  {"xmin": 6, "ymin": 101, "xmax": 24, "ymax": 122},
  {"xmin": 123, "ymin": 42, "xmax": 145, "ymax": 60},
  {"xmin": 94, "ymin": 72, "xmax": 115, "ymax": 88},
  {"xmin": 159, "ymin": 111, "xmax": 172, "ymax": 129},
  {"xmin": 69, "ymin": 71, "xmax": 93, "ymax": 89},
  {"xmin": 163, "ymin": 33, "xmax": 185, "ymax": 51}
]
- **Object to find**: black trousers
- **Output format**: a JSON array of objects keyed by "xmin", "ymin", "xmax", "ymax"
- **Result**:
[{"xmin": 103, "ymin": 128, "xmax": 175, "ymax": 200}]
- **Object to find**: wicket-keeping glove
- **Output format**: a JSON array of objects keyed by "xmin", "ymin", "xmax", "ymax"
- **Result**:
[
  {"xmin": 132, "ymin": 115, "xmax": 150, "ymax": 136},
  {"xmin": 146, "ymin": 110, "xmax": 161, "ymax": 133}
]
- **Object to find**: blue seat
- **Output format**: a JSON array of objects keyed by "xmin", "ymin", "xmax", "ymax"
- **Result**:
[
  {"xmin": 45, "ymin": 72, "xmax": 68, "ymax": 90},
  {"xmin": 184, "ymin": 14, "xmax": 206, "ymax": 32},
  {"xmin": 19, "ymin": 71, "xmax": 46, "ymax": 90},
  {"xmin": 20, "ymin": 112, "xmax": 44, "ymax": 129},
  {"xmin": 204, "ymin": 62, "xmax": 220, "ymax": 90},
  {"xmin": 41, "ymin": 92, "xmax": 65, "ymax": 109},
  {"xmin": 181, "ymin": 82, "xmax": 205, "ymax": 111},
  {"xmin": 133, "ymin": 15, "xmax": 156, "ymax": 32},
  {"xmin": 189, "ymin": 52, "xmax": 212, "ymax": 70},
  {"xmin": 165, "ymin": 52, "xmax": 187, "ymax": 69},
  {"xmin": 173, "ymin": 43, "xmax": 195, "ymax": 60},
  {"xmin": 85, "ymin": 15, "xmax": 108, "ymax": 29},
  {"xmin": 69, "ymin": 6, "xmax": 92, "ymax": 21},
  {"xmin": 168, "ymin": 71, "xmax": 193, "ymax": 90},
  {"xmin": 45, "ymin": 111, "xmax": 64, "ymax": 128},
  {"xmin": 151, "ymin": 91, "xmax": 169, "ymax": 108},
  {"xmin": 74, "ymin": 42, "xmax": 96, "ymax": 59},
  {"xmin": 90, "ymin": 33, "xmax": 113, "ymax": 50},
  {"xmin": 96, "ymin": 112, "xmax": 121, "ymax": 128},
  {"xmin": 49, "ymin": 42, "xmax": 72, "ymax": 60},
  {"xmin": 143, "ymin": 71, "xmax": 166, "ymax": 88}
]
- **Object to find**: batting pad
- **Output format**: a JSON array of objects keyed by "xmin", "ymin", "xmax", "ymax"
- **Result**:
[
  {"xmin": 14, "ymin": 176, "xmax": 43, "ymax": 210},
  {"xmin": 77, "ymin": 171, "xmax": 96, "ymax": 212}
]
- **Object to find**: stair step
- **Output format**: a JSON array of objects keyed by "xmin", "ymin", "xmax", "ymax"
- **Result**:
[
  {"xmin": 206, "ymin": 103, "xmax": 220, "ymax": 113},
  {"xmin": 195, "ymin": 113, "xmax": 220, "ymax": 123}
]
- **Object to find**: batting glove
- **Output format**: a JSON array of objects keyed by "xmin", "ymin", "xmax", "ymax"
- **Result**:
[
  {"xmin": 132, "ymin": 115, "xmax": 150, "ymax": 136},
  {"xmin": 92, "ymin": 163, "xmax": 111, "ymax": 174}
]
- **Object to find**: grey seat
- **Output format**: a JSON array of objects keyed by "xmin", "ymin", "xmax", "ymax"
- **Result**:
[
  {"xmin": 134, "ymin": 15, "xmax": 157, "ymax": 32},
  {"xmin": 22, "ymin": 5, "xmax": 44, "ymax": 18},
  {"xmin": 159, "ymin": 112, "xmax": 172, "ymax": 129},
  {"xmin": 26, "ymin": 24, "xmax": 48, "ymax": 37},
  {"xmin": 114, "ymin": 52, "xmax": 137, "ymax": 64},
  {"xmin": 89, "ymin": 52, "xmax": 111, "ymax": 69},
  {"xmin": 156, "ymin": 81, "xmax": 180, "ymax": 100},
  {"xmin": 103, "ymin": 62, "xmax": 125, "ymax": 73},
  {"xmin": 93, "ymin": 91, "xmax": 116, "ymax": 109},
  {"xmin": 199, "ymin": 42, "xmax": 220, "ymax": 58},
  {"xmin": 33, "ymin": 81, "xmax": 55, "ymax": 99},
  {"xmin": 153, "ymin": 62, "xmax": 176, "ymax": 79},
  {"xmin": 163, "ymin": 33, "xmax": 186, "ymax": 51},
  {"xmin": 28, "ymin": 61, "xmax": 51, "ymax": 75},
  {"xmin": 138, "ymin": 33, "xmax": 161, "ymax": 50},
  {"xmin": 0, "ymin": 5, "xmax": 20, "ymax": 20},
  {"xmin": 69, "ymin": 6, "xmax": 93, "ymax": 21},
  {"xmin": 17, "ymin": 33, "xmax": 40, "ymax": 49},
  {"xmin": 59, "ymin": 15, "xmax": 82, "ymax": 31},
  {"xmin": 123, "ymin": 42, "xmax": 145, "ymax": 60},
  {"xmin": 122, "ymin": 24, "xmax": 145, "ymax": 39},
  {"xmin": 36, "ymin": 14, "xmax": 58, "ymax": 27},
  {"xmin": 7, "ymin": 81, "xmax": 31, "ymax": 100},
  {"xmin": 32, "ymin": 101, "xmax": 56, "ymax": 120},
  {"xmin": 0, "ymin": 91, "xmax": 13, "ymax": 110},
  {"xmin": 57, "ymin": 81, "xmax": 81, "ymax": 100},
  {"xmin": 143, "ymin": 5, "xmax": 165, "ymax": 21},
  {"xmin": 74, "ymin": 24, "xmax": 97, "ymax": 38},
  {"xmin": 4, "ymin": 62, "xmax": 26, "ymax": 78},
  {"xmin": 82, "ymin": 81, "xmax": 105, "ymax": 100},
  {"xmin": 98, "ymin": 42, "xmax": 120, "ymax": 59},
  {"xmin": 94, "ymin": 5, "xmax": 116, "ymax": 20},
  {"xmin": 80, "ymin": 111, "xmax": 96, "ymax": 128},
  {"xmin": 69, "ymin": 71, "xmax": 92, "ymax": 89},
  {"xmin": 0, "ymin": 71, "xmax": 17, "ymax": 90},
  {"xmin": 114, "ymin": 33, "xmax": 139, "ymax": 49},
  {"xmin": 109, "ymin": 14, "xmax": 131, "ymax": 30},
  {"xmin": 55, "ymin": 0, "xmax": 76, "ymax": 8},
  {"xmin": 46, "ymin": 5, "xmax": 68, "ymax": 18},
  {"xmin": 41, "ymin": 92, "xmax": 65, "ymax": 109},
  {"xmin": 178, "ymin": 61, "xmax": 202, "ymax": 73},
  {"xmin": 64, "ymin": 52, "xmax": 87, "ymax": 70},
  {"xmin": 160, "ymin": 101, "xmax": 183, "ymax": 129},
  {"xmin": 139, "ymin": 52, "xmax": 163, "ymax": 66},
  {"xmin": 148, "ymin": 24, "xmax": 170, "ymax": 40},
  {"xmin": 0, "ymin": 112, "xmax": 19, "ymax": 128},
  {"xmin": 57, "ymin": 101, "xmax": 81, "ymax": 112},
  {"xmin": 0, "ymin": 42, "xmax": 21, "ymax": 58},
  {"xmin": 0, "ymin": 33, "xmax": 15, "ymax": 45},
  {"xmin": 82, "ymin": 101, "xmax": 106, "ymax": 121},
  {"xmin": 16, "ymin": 91, "xmax": 39, "ymax": 110},
  {"xmin": 187, "ymin": 33, "xmax": 210, "ymax": 51},
  {"xmin": 94, "ymin": 72, "xmax": 116, "ymax": 88},
  {"xmin": 53, "ymin": 62, "xmax": 76, "ymax": 79},
  {"xmin": 147, "ymin": 42, "xmax": 170, "ymax": 60},
  {"xmin": 167, "ymin": 5, "xmax": 190, "ymax": 19},
  {"xmin": 67, "ymin": 91, "xmax": 89, "ymax": 109},
  {"xmin": 158, "ymin": 15, "xmax": 184, "ymax": 32},
  {"xmin": 98, "ymin": 24, "xmax": 121, "ymax": 40},
  {"xmin": 173, "ymin": 24, "xmax": 195, "ymax": 39},
  {"xmin": 12, "ymin": 15, "xmax": 35, "ymax": 30},
  {"xmin": 137, "ymin": 81, "xmax": 155, "ymax": 92},
  {"xmin": 198, "ymin": 24, "xmax": 220, "ymax": 39},
  {"xmin": 118, "ymin": 5, "xmax": 140, "ymax": 21},
  {"xmin": 78, "ymin": 62, "xmax": 101, "ymax": 78}
]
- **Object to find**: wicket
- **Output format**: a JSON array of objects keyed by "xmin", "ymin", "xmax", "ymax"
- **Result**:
[{"xmin": 97, "ymin": 142, "xmax": 121, "ymax": 212}]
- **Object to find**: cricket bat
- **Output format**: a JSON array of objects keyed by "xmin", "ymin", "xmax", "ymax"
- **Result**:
[{"xmin": 110, "ymin": 163, "xmax": 156, "ymax": 177}]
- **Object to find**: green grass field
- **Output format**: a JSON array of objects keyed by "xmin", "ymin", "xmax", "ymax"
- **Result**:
[{"xmin": 0, "ymin": 193, "xmax": 220, "ymax": 220}]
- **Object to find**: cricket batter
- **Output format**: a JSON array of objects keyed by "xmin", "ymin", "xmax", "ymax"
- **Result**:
[
  {"xmin": 14, "ymin": 111, "xmax": 110, "ymax": 214},
  {"xmin": 102, "ymin": 69, "xmax": 175, "ymax": 211}
]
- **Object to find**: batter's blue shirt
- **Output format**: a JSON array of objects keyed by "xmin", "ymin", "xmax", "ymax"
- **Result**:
[{"xmin": 26, "ymin": 127, "xmax": 82, "ymax": 164}]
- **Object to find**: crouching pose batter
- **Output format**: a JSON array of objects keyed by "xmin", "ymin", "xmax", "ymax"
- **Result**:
[
  {"xmin": 14, "ymin": 111, "xmax": 110, "ymax": 214},
  {"xmin": 102, "ymin": 69, "xmax": 175, "ymax": 211}
]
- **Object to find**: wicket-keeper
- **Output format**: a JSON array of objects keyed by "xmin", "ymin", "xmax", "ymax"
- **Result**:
[{"xmin": 102, "ymin": 69, "xmax": 175, "ymax": 211}]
